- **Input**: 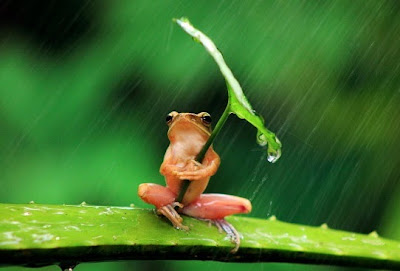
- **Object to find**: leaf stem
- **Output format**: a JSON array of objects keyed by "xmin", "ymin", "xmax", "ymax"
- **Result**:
[
  {"xmin": 176, "ymin": 104, "xmax": 231, "ymax": 203},
  {"xmin": 196, "ymin": 104, "xmax": 231, "ymax": 162}
]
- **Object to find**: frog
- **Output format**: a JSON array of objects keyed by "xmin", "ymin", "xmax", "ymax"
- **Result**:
[{"xmin": 138, "ymin": 111, "xmax": 252, "ymax": 252}]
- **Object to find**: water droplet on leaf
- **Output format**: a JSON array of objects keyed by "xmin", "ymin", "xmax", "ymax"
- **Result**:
[
  {"xmin": 267, "ymin": 149, "xmax": 281, "ymax": 163},
  {"xmin": 258, "ymin": 131, "xmax": 282, "ymax": 163},
  {"xmin": 257, "ymin": 132, "xmax": 268, "ymax": 146}
]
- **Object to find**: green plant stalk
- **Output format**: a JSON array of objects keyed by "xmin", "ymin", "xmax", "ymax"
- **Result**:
[
  {"xmin": 177, "ymin": 104, "xmax": 231, "ymax": 203},
  {"xmin": 1, "ymin": 203, "xmax": 400, "ymax": 269},
  {"xmin": 196, "ymin": 104, "xmax": 231, "ymax": 162}
]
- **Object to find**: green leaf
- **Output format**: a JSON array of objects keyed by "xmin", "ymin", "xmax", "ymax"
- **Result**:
[
  {"xmin": 1, "ymin": 203, "xmax": 400, "ymax": 269},
  {"xmin": 175, "ymin": 17, "xmax": 282, "ymax": 162}
]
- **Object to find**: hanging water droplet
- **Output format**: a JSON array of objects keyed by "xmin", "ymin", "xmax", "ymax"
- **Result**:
[
  {"xmin": 267, "ymin": 147, "xmax": 281, "ymax": 163},
  {"xmin": 257, "ymin": 131, "xmax": 282, "ymax": 163},
  {"xmin": 267, "ymin": 152, "xmax": 278, "ymax": 163}
]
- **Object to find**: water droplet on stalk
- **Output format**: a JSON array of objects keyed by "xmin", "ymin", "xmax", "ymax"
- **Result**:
[
  {"xmin": 257, "ymin": 131, "xmax": 282, "ymax": 163},
  {"xmin": 369, "ymin": 231, "xmax": 379, "ymax": 238},
  {"xmin": 320, "ymin": 223, "xmax": 329, "ymax": 229},
  {"xmin": 59, "ymin": 263, "xmax": 77, "ymax": 271}
]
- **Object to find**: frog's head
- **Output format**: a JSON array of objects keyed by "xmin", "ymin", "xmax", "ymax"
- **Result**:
[{"xmin": 166, "ymin": 111, "xmax": 212, "ymax": 141}]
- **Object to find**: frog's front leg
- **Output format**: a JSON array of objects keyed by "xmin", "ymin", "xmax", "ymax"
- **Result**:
[
  {"xmin": 138, "ymin": 183, "xmax": 188, "ymax": 230},
  {"xmin": 181, "ymin": 193, "xmax": 252, "ymax": 253}
]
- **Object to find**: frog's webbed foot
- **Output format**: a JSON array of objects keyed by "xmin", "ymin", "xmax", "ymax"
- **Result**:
[
  {"xmin": 213, "ymin": 219, "xmax": 241, "ymax": 253},
  {"xmin": 156, "ymin": 202, "xmax": 189, "ymax": 231}
]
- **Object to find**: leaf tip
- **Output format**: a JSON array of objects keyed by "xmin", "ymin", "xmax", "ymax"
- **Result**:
[{"xmin": 173, "ymin": 17, "xmax": 190, "ymax": 25}]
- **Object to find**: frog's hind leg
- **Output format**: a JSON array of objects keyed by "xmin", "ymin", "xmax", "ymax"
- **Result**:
[
  {"xmin": 181, "ymin": 193, "xmax": 252, "ymax": 219},
  {"xmin": 138, "ymin": 183, "xmax": 176, "ymax": 208},
  {"xmin": 181, "ymin": 193, "xmax": 252, "ymax": 253},
  {"xmin": 138, "ymin": 183, "xmax": 188, "ymax": 230}
]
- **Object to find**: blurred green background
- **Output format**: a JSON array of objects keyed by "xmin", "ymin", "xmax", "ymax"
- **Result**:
[{"xmin": 1, "ymin": 1, "xmax": 399, "ymax": 270}]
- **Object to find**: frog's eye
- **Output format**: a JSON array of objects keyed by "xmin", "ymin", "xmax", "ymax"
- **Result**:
[
  {"xmin": 166, "ymin": 111, "xmax": 178, "ymax": 124},
  {"xmin": 201, "ymin": 114, "xmax": 212, "ymax": 125},
  {"xmin": 166, "ymin": 114, "xmax": 173, "ymax": 124}
]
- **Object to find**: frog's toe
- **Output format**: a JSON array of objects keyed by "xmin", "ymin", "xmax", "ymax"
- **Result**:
[
  {"xmin": 213, "ymin": 219, "xmax": 240, "ymax": 254},
  {"xmin": 157, "ymin": 203, "xmax": 189, "ymax": 231}
]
